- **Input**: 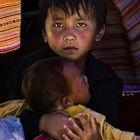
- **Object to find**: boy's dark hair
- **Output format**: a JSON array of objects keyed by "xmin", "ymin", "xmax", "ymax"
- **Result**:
[
  {"xmin": 22, "ymin": 57, "xmax": 71, "ymax": 114},
  {"xmin": 39, "ymin": 0, "xmax": 107, "ymax": 32}
]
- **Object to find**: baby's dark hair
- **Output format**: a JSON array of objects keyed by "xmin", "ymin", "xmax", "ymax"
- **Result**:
[
  {"xmin": 22, "ymin": 57, "xmax": 71, "ymax": 114},
  {"xmin": 39, "ymin": 0, "xmax": 107, "ymax": 32}
]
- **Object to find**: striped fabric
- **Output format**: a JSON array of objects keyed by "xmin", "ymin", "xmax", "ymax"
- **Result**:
[
  {"xmin": 0, "ymin": 0, "xmax": 21, "ymax": 54},
  {"xmin": 92, "ymin": 0, "xmax": 140, "ymax": 95},
  {"xmin": 113, "ymin": 0, "xmax": 140, "ymax": 94}
]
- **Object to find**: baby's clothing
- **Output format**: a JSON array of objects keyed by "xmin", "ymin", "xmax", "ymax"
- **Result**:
[
  {"xmin": 63, "ymin": 104, "xmax": 135, "ymax": 140},
  {"xmin": 34, "ymin": 104, "xmax": 135, "ymax": 140},
  {"xmin": 0, "ymin": 115, "xmax": 25, "ymax": 140}
]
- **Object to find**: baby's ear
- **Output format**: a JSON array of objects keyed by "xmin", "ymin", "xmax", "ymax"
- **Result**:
[
  {"xmin": 95, "ymin": 24, "xmax": 105, "ymax": 42},
  {"xmin": 42, "ymin": 30, "xmax": 48, "ymax": 43},
  {"xmin": 62, "ymin": 96, "xmax": 74, "ymax": 108}
]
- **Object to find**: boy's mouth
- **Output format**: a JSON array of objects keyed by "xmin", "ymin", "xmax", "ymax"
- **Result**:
[
  {"xmin": 64, "ymin": 46, "xmax": 78, "ymax": 50},
  {"xmin": 63, "ymin": 47, "xmax": 78, "ymax": 54}
]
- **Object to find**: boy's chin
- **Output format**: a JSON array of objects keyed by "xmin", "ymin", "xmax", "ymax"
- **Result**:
[
  {"xmin": 63, "ymin": 56, "xmax": 78, "ymax": 61},
  {"xmin": 61, "ymin": 54, "xmax": 81, "ymax": 61}
]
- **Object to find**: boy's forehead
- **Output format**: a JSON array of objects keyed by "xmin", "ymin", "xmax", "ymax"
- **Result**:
[{"xmin": 48, "ymin": 7, "xmax": 94, "ymax": 18}]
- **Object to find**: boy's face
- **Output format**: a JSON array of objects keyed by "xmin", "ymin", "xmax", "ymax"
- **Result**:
[
  {"xmin": 63, "ymin": 61, "xmax": 90, "ymax": 104},
  {"xmin": 43, "ymin": 6, "xmax": 99, "ymax": 61}
]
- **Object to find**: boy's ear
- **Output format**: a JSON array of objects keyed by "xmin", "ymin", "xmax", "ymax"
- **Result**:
[
  {"xmin": 42, "ymin": 30, "xmax": 48, "ymax": 43},
  {"xmin": 62, "ymin": 96, "xmax": 74, "ymax": 108},
  {"xmin": 95, "ymin": 24, "xmax": 105, "ymax": 42}
]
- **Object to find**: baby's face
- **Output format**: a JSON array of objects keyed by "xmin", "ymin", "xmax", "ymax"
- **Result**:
[
  {"xmin": 63, "ymin": 61, "xmax": 90, "ymax": 104},
  {"xmin": 43, "ymin": 6, "xmax": 98, "ymax": 61}
]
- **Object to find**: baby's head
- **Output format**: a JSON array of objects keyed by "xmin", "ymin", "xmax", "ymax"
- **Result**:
[{"xmin": 22, "ymin": 57, "xmax": 90, "ymax": 114}]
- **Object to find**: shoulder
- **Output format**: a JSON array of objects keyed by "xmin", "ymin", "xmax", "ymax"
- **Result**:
[
  {"xmin": 85, "ymin": 108, "xmax": 106, "ymax": 124},
  {"xmin": 86, "ymin": 52, "xmax": 121, "ymax": 80},
  {"xmin": 12, "ymin": 47, "xmax": 56, "ymax": 71}
]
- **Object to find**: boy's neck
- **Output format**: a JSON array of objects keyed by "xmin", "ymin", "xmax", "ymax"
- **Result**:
[{"xmin": 74, "ymin": 54, "xmax": 87, "ymax": 74}]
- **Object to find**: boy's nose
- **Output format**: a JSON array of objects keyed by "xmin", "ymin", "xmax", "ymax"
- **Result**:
[{"xmin": 63, "ymin": 29, "xmax": 76, "ymax": 41}]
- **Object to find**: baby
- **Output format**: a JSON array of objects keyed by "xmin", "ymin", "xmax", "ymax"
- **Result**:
[{"xmin": 22, "ymin": 57, "xmax": 139, "ymax": 140}]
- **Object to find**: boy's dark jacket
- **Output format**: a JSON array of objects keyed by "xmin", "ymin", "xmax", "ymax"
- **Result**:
[{"xmin": 0, "ymin": 47, "xmax": 123, "ymax": 140}]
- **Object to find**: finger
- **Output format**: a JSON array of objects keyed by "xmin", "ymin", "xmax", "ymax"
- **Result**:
[
  {"xmin": 78, "ymin": 113, "xmax": 90, "ymax": 132},
  {"xmin": 62, "ymin": 134, "xmax": 70, "ymax": 140},
  {"xmin": 89, "ymin": 114, "xmax": 103, "ymax": 140},
  {"xmin": 63, "ymin": 124, "xmax": 80, "ymax": 140},
  {"xmin": 68, "ymin": 118, "xmax": 83, "ymax": 136},
  {"xmin": 89, "ymin": 113, "xmax": 98, "ymax": 132}
]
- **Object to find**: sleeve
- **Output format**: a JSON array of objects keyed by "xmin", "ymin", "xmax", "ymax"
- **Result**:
[
  {"xmin": 102, "ymin": 121, "xmax": 135, "ymax": 140},
  {"xmin": 86, "ymin": 109, "xmax": 135, "ymax": 140},
  {"xmin": 19, "ymin": 110, "xmax": 41, "ymax": 140},
  {"xmin": 88, "ymin": 77, "xmax": 123, "ymax": 128}
]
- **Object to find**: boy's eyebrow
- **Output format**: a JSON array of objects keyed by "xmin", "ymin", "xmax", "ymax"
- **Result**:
[
  {"xmin": 75, "ymin": 16, "xmax": 90, "ymax": 20},
  {"xmin": 52, "ymin": 15, "xmax": 64, "ymax": 20},
  {"xmin": 52, "ymin": 15, "xmax": 90, "ymax": 21}
]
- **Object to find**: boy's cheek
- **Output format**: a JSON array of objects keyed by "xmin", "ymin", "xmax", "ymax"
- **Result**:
[
  {"xmin": 49, "ymin": 29, "xmax": 63, "ymax": 38},
  {"xmin": 78, "ymin": 28, "xmax": 96, "ymax": 38}
]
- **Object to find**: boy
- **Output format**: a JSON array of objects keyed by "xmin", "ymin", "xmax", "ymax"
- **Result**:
[
  {"xmin": 35, "ymin": 0, "xmax": 122, "ymax": 129},
  {"xmin": 22, "ymin": 57, "xmax": 139, "ymax": 140}
]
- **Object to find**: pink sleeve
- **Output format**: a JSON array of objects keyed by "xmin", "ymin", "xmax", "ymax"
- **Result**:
[{"xmin": 33, "ymin": 134, "xmax": 48, "ymax": 140}]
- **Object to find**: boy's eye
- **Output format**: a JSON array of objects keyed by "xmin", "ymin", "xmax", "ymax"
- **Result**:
[
  {"xmin": 53, "ymin": 23, "xmax": 63, "ymax": 28},
  {"xmin": 77, "ymin": 23, "xmax": 86, "ymax": 28}
]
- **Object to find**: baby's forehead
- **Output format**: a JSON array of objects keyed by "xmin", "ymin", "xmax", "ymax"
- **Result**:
[
  {"xmin": 63, "ymin": 61, "xmax": 79, "ymax": 75},
  {"xmin": 63, "ymin": 61, "xmax": 76, "ymax": 68}
]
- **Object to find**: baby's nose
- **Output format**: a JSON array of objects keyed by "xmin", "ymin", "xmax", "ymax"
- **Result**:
[{"xmin": 83, "ymin": 75, "xmax": 88, "ymax": 83}]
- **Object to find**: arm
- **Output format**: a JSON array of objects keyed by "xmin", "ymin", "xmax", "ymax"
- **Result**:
[
  {"xmin": 39, "ymin": 113, "xmax": 69, "ymax": 140},
  {"xmin": 39, "ymin": 113, "xmax": 102, "ymax": 140},
  {"xmin": 19, "ymin": 110, "xmax": 41, "ymax": 140},
  {"xmin": 88, "ymin": 77, "xmax": 123, "ymax": 127}
]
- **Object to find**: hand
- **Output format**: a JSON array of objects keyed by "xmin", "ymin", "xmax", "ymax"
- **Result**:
[
  {"xmin": 39, "ymin": 113, "xmax": 69, "ymax": 140},
  {"xmin": 62, "ymin": 113, "xmax": 102, "ymax": 140}
]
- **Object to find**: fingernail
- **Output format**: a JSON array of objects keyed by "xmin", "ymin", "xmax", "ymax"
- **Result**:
[
  {"xmin": 78, "ymin": 113, "xmax": 82, "ymax": 116},
  {"xmin": 68, "ymin": 118, "xmax": 72, "ymax": 121},
  {"xmin": 63, "ymin": 125, "xmax": 67, "ymax": 128},
  {"xmin": 62, "ymin": 134, "xmax": 65, "ymax": 138}
]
